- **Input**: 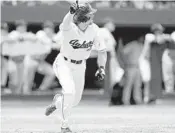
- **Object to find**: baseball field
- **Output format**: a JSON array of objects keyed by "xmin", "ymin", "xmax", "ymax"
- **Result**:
[{"xmin": 1, "ymin": 93, "xmax": 175, "ymax": 133}]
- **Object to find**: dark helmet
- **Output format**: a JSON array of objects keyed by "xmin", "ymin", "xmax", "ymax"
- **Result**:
[
  {"xmin": 151, "ymin": 23, "xmax": 164, "ymax": 33},
  {"xmin": 43, "ymin": 20, "xmax": 54, "ymax": 29},
  {"xmin": 1, "ymin": 22, "xmax": 8, "ymax": 30},
  {"xmin": 74, "ymin": 3, "xmax": 97, "ymax": 23}
]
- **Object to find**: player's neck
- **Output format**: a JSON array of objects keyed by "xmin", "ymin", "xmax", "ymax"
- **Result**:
[{"xmin": 77, "ymin": 24, "xmax": 88, "ymax": 32}]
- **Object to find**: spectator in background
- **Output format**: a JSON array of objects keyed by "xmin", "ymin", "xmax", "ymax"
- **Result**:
[
  {"xmin": 140, "ymin": 23, "xmax": 175, "ymax": 103},
  {"xmin": 122, "ymin": 36, "xmax": 144, "ymax": 105},
  {"xmin": 23, "ymin": 21, "xmax": 56, "ymax": 93}
]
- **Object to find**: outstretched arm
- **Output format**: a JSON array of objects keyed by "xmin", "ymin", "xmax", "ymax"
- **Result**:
[{"xmin": 60, "ymin": 3, "xmax": 78, "ymax": 31}]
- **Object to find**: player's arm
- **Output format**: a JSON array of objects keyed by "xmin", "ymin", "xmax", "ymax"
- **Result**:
[
  {"xmin": 140, "ymin": 34, "xmax": 152, "ymax": 60},
  {"xmin": 94, "ymin": 28, "xmax": 107, "ymax": 81},
  {"xmin": 60, "ymin": 3, "xmax": 78, "ymax": 31},
  {"xmin": 166, "ymin": 34, "xmax": 175, "ymax": 50}
]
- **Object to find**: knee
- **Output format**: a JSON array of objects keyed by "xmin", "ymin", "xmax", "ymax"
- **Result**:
[{"xmin": 62, "ymin": 83, "xmax": 76, "ymax": 96}]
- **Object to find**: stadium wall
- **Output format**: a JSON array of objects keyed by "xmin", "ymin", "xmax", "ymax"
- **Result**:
[{"xmin": 1, "ymin": 5, "xmax": 175, "ymax": 26}]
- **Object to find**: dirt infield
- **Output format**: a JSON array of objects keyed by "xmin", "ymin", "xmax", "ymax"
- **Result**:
[{"xmin": 1, "ymin": 98, "xmax": 175, "ymax": 133}]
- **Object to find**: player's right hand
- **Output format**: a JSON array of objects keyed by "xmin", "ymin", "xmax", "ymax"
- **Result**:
[{"xmin": 70, "ymin": 3, "xmax": 78, "ymax": 14}]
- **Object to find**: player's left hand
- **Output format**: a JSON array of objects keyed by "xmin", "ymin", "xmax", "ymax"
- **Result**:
[
  {"xmin": 95, "ymin": 66, "xmax": 105, "ymax": 81},
  {"xmin": 70, "ymin": 3, "xmax": 78, "ymax": 14}
]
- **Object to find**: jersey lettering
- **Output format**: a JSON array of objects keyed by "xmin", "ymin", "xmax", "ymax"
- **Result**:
[{"xmin": 69, "ymin": 39, "xmax": 93, "ymax": 51}]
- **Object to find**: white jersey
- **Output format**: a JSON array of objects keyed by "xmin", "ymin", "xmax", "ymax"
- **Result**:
[{"xmin": 59, "ymin": 22, "xmax": 106, "ymax": 60}]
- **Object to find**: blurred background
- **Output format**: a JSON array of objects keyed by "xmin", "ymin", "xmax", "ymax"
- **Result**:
[
  {"xmin": 1, "ymin": 0, "xmax": 175, "ymax": 105},
  {"xmin": 1, "ymin": 1, "xmax": 175, "ymax": 133}
]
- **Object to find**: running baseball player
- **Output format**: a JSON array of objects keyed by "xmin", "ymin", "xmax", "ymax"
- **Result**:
[{"xmin": 45, "ymin": 1, "xmax": 107, "ymax": 133}]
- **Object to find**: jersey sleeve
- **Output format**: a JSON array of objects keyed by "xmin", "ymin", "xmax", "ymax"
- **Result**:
[
  {"xmin": 93, "ymin": 25, "xmax": 106, "ymax": 52},
  {"xmin": 145, "ymin": 33, "xmax": 155, "ymax": 43}
]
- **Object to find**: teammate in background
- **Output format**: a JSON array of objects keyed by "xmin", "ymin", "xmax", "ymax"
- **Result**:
[
  {"xmin": 1, "ymin": 23, "xmax": 17, "ymax": 93},
  {"xmin": 1, "ymin": 23, "xmax": 9, "ymax": 88},
  {"xmin": 23, "ymin": 21, "xmax": 55, "ymax": 93},
  {"xmin": 122, "ymin": 36, "xmax": 144, "ymax": 105},
  {"xmin": 140, "ymin": 23, "xmax": 175, "ymax": 103},
  {"xmin": 1, "ymin": 22, "xmax": 17, "ymax": 93},
  {"xmin": 45, "ymin": 2, "xmax": 107, "ymax": 133},
  {"xmin": 162, "ymin": 31, "xmax": 175, "ymax": 93},
  {"xmin": 99, "ymin": 19, "xmax": 123, "ymax": 87},
  {"xmin": 3, "ymin": 20, "xmax": 36, "ymax": 94}
]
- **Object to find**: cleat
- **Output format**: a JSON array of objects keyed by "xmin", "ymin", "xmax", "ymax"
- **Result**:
[
  {"xmin": 45, "ymin": 93, "xmax": 63, "ymax": 116},
  {"xmin": 61, "ymin": 127, "xmax": 72, "ymax": 133},
  {"xmin": 45, "ymin": 104, "xmax": 56, "ymax": 116}
]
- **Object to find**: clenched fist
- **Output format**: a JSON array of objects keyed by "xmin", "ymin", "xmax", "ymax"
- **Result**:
[
  {"xmin": 95, "ymin": 66, "xmax": 105, "ymax": 81},
  {"xmin": 70, "ymin": 3, "xmax": 78, "ymax": 14}
]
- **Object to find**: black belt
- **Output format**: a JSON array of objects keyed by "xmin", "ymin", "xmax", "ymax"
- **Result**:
[{"xmin": 64, "ymin": 56, "xmax": 82, "ymax": 64}]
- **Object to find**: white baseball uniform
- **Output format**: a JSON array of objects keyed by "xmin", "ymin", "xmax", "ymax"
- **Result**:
[
  {"xmin": 53, "ymin": 13, "xmax": 106, "ymax": 127},
  {"xmin": 162, "ymin": 32, "xmax": 175, "ymax": 93}
]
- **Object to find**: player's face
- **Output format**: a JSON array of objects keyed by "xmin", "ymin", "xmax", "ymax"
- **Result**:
[
  {"xmin": 86, "ymin": 14, "xmax": 94, "ymax": 25},
  {"xmin": 154, "ymin": 30, "xmax": 163, "ymax": 35},
  {"xmin": 80, "ymin": 14, "xmax": 94, "ymax": 29}
]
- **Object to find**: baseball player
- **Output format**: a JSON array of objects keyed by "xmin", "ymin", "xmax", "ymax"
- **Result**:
[
  {"xmin": 140, "ymin": 23, "xmax": 175, "ymax": 103},
  {"xmin": 45, "ymin": 2, "xmax": 107, "ymax": 133},
  {"xmin": 23, "ymin": 21, "xmax": 55, "ymax": 93},
  {"xmin": 162, "ymin": 31, "xmax": 175, "ymax": 93}
]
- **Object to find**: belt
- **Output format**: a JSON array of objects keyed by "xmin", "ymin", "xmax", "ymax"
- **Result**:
[{"xmin": 64, "ymin": 56, "xmax": 82, "ymax": 64}]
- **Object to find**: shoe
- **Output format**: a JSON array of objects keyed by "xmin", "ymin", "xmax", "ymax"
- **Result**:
[
  {"xmin": 45, "ymin": 93, "xmax": 63, "ymax": 116},
  {"xmin": 61, "ymin": 127, "xmax": 72, "ymax": 133},
  {"xmin": 45, "ymin": 104, "xmax": 56, "ymax": 116}
]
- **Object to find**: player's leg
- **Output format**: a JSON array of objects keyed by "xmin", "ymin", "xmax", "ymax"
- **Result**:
[
  {"xmin": 46, "ymin": 54, "xmax": 75, "ymax": 128},
  {"xmin": 9, "ymin": 56, "xmax": 24, "ymax": 94},
  {"xmin": 139, "ymin": 57, "xmax": 151, "ymax": 103},
  {"xmin": 72, "ymin": 64, "xmax": 86, "ymax": 107},
  {"xmin": 162, "ymin": 55, "xmax": 174, "ymax": 93},
  {"xmin": 37, "ymin": 61, "xmax": 55, "ymax": 91},
  {"xmin": 122, "ymin": 67, "xmax": 135, "ymax": 105},
  {"xmin": 1, "ymin": 56, "xmax": 8, "ymax": 87},
  {"xmin": 23, "ymin": 56, "xmax": 38, "ymax": 94},
  {"xmin": 8, "ymin": 59, "xmax": 18, "ymax": 92},
  {"xmin": 133, "ymin": 69, "xmax": 142, "ymax": 104}
]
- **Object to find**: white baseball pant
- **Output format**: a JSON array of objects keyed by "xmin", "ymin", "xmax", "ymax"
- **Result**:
[
  {"xmin": 162, "ymin": 50, "xmax": 174, "ymax": 93},
  {"xmin": 53, "ymin": 53, "xmax": 86, "ymax": 127}
]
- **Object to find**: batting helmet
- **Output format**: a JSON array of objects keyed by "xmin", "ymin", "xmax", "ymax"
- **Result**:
[
  {"xmin": 74, "ymin": 3, "xmax": 97, "ymax": 24},
  {"xmin": 151, "ymin": 23, "xmax": 164, "ymax": 33}
]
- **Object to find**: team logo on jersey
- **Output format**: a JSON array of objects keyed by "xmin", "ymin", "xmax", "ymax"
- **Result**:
[{"xmin": 69, "ymin": 39, "xmax": 93, "ymax": 51}]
